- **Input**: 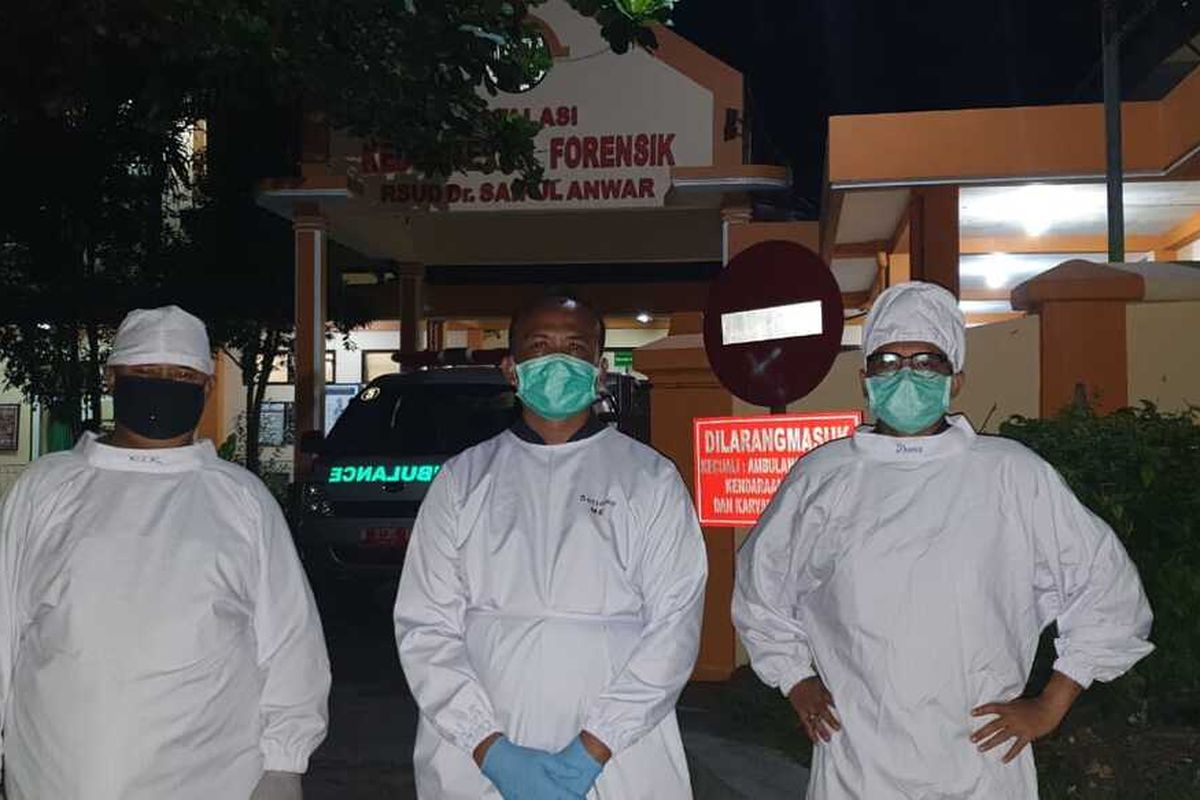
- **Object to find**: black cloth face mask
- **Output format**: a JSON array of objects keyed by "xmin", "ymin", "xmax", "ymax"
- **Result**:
[{"xmin": 113, "ymin": 375, "xmax": 206, "ymax": 440}]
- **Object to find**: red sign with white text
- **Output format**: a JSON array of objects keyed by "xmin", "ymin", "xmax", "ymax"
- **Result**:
[{"xmin": 693, "ymin": 412, "xmax": 863, "ymax": 527}]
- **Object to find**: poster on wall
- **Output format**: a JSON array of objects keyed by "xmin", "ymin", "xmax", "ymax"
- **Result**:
[
  {"xmin": 0, "ymin": 405, "xmax": 18, "ymax": 452},
  {"xmin": 693, "ymin": 412, "xmax": 863, "ymax": 527},
  {"xmin": 258, "ymin": 402, "xmax": 295, "ymax": 448},
  {"xmin": 326, "ymin": 385, "xmax": 360, "ymax": 434}
]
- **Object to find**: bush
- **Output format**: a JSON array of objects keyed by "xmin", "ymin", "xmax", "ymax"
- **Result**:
[{"xmin": 1001, "ymin": 403, "xmax": 1200, "ymax": 722}]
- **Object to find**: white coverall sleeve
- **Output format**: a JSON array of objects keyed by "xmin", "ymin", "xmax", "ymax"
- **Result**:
[
  {"xmin": 253, "ymin": 486, "xmax": 332, "ymax": 773},
  {"xmin": 732, "ymin": 477, "xmax": 823, "ymax": 697},
  {"xmin": 0, "ymin": 477, "xmax": 32, "ymax": 774},
  {"xmin": 1030, "ymin": 464, "xmax": 1154, "ymax": 689},
  {"xmin": 582, "ymin": 474, "xmax": 707, "ymax": 755},
  {"xmin": 394, "ymin": 467, "xmax": 501, "ymax": 753}
]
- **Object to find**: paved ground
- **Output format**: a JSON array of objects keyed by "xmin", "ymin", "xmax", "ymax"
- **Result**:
[
  {"xmin": 306, "ymin": 581, "xmax": 418, "ymax": 799},
  {"xmin": 306, "ymin": 580, "xmax": 809, "ymax": 799}
]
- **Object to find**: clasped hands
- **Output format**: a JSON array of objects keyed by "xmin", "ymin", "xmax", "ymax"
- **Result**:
[{"xmin": 476, "ymin": 730, "xmax": 609, "ymax": 800}]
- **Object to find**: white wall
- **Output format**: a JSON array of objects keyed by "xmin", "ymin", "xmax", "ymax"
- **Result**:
[
  {"xmin": 1127, "ymin": 300, "xmax": 1200, "ymax": 410},
  {"xmin": 1177, "ymin": 239, "xmax": 1200, "ymax": 261},
  {"xmin": 331, "ymin": 329, "xmax": 402, "ymax": 385}
]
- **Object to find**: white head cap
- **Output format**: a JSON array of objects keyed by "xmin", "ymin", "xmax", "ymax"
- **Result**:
[
  {"xmin": 108, "ymin": 306, "xmax": 214, "ymax": 375},
  {"xmin": 863, "ymin": 282, "xmax": 966, "ymax": 372}
]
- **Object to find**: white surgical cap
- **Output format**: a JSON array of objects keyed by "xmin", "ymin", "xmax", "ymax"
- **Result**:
[
  {"xmin": 108, "ymin": 306, "xmax": 214, "ymax": 375},
  {"xmin": 863, "ymin": 282, "xmax": 966, "ymax": 372}
]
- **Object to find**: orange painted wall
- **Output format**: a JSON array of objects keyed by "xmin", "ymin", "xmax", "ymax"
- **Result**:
[
  {"xmin": 196, "ymin": 355, "xmax": 227, "ymax": 445},
  {"xmin": 651, "ymin": 24, "xmax": 744, "ymax": 169},
  {"xmin": 1161, "ymin": 66, "xmax": 1200, "ymax": 170},
  {"xmin": 727, "ymin": 221, "xmax": 820, "ymax": 261},
  {"xmin": 1040, "ymin": 301, "xmax": 1129, "ymax": 414},
  {"xmin": 829, "ymin": 63, "xmax": 1200, "ymax": 187},
  {"xmin": 634, "ymin": 317, "xmax": 738, "ymax": 682},
  {"xmin": 830, "ymin": 101, "xmax": 1163, "ymax": 186}
]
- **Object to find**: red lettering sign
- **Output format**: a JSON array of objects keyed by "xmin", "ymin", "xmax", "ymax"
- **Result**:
[
  {"xmin": 693, "ymin": 412, "xmax": 863, "ymax": 527},
  {"xmin": 548, "ymin": 133, "xmax": 676, "ymax": 170},
  {"xmin": 380, "ymin": 177, "xmax": 658, "ymax": 207}
]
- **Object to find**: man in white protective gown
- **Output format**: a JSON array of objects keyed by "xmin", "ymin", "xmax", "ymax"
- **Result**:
[
  {"xmin": 395, "ymin": 293, "xmax": 708, "ymax": 800},
  {"xmin": 0, "ymin": 306, "xmax": 330, "ymax": 800},
  {"xmin": 732, "ymin": 281, "xmax": 1154, "ymax": 800}
]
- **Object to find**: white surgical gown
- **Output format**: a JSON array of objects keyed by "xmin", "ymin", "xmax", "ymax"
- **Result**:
[
  {"xmin": 733, "ymin": 416, "xmax": 1153, "ymax": 799},
  {"xmin": 395, "ymin": 427, "xmax": 707, "ymax": 799},
  {"xmin": 0, "ymin": 433, "xmax": 331, "ymax": 800}
]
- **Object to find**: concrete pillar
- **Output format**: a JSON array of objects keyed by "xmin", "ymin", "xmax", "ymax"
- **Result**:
[
  {"xmin": 196, "ymin": 352, "xmax": 228, "ymax": 446},
  {"xmin": 720, "ymin": 198, "xmax": 752, "ymax": 265},
  {"xmin": 909, "ymin": 186, "xmax": 960, "ymax": 297},
  {"xmin": 398, "ymin": 263, "xmax": 425, "ymax": 355},
  {"xmin": 634, "ymin": 312, "xmax": 737, "ymax": 682},
  {"xmin": 294, "ymin": 207, "xmax": 328, "ymax": 477},
  {"xmin": 1012, "ymin": 259, "xmax": 1144, "ymax": 415},
  {"xmin": 425, "ymin": 320, "xmax": 445, "ymax": 353},
  {"xmin": 726, "ymin": 221, "xmax": 822, "ymax": 264}
]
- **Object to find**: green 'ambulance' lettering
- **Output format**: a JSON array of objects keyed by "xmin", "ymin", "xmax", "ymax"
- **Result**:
[{"xmin": 326, "ymin": 463, "xmax": 443, "ymax": 484}]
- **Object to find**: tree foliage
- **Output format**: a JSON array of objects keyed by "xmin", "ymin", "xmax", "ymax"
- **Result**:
[
  {"xmin": 1001, "ymin": 403, "xmax": 1200, "ymax": 719},
  {"xmin": 0, "ymin": 0, "xmax": 675, "ymax": 454}
]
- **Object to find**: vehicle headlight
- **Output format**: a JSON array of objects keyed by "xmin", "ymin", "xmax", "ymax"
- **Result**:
[
  {"xmin": 308, "ymin": 500, "xmax": 334, "ymax": 517},
  {"xmin": 303, "ymin": 484, "xmax": 333, "ymax": 517}
]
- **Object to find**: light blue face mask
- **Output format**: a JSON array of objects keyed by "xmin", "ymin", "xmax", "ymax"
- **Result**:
[
  {"xmin": 515, "ymin": 354, "xmax": 600, "ymax": 421},
  {"xmin": 865, "ymin": 368, "xmax": 952, "ymax": 435}
]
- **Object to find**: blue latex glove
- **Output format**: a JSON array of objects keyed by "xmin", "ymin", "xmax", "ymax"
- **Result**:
[
  {"xmin": 481, "ymin": 737, "xmax": 585, "ymax": 800},
  {"xmin": 546, "ymin": 737, "xmax": 605, "ymax": 797}
]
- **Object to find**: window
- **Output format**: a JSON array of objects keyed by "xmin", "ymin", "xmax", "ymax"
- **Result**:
[
  {"xmin": 325, "ymin": 383, "xmax": 517, "ymax": 457},
  {"xmin": 325, "ymin": 351, "xmax": 337, "ymax": 384},
  {"xmin": 362, "ymin": 351, "xmax": 400, "ymax": 383},
  {"xmin": 265, "ymin": 351, "xmax": 337, "ymax": 385},
  {"xmin": 266, "ymin": 353, "xmax": 291, "ymax": 385},
  {"xmin": 258, "ymin": 401, "xmax": 295, "ymax": 447}
]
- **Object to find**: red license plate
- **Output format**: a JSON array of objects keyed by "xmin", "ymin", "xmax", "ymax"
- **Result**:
[{"xmin": 361, "ymin": 527, "xmax": 411, "ymax": 548}]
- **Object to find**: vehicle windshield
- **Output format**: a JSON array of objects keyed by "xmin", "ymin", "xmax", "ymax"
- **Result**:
[{"xmin": 324, "ymin": 382, "xmax": 518, "ymax": 457}]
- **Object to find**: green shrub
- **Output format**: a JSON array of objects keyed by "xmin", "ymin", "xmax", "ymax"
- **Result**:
[{"xmin": 1001, "ymin": 403, "xmax": 1200, "ymax": 722}]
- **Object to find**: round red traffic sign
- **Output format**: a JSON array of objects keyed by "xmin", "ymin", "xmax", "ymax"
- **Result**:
[{"xmin": 703, "ymin": 241, "xmax": 845, "ymax": 408}]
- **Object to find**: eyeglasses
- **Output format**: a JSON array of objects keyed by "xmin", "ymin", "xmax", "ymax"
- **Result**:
[{"xmin": 865, "ymin": 351, "xmax": 953, "ymax": 377}]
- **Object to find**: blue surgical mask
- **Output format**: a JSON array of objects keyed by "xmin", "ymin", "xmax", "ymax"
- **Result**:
[
  {"xmin": 866, "ymin": 368, "xmax": 952, "ymax": 435},
  {"xmin": 515, "ymin": 354, "xmax": 600, "ymax": 421}
]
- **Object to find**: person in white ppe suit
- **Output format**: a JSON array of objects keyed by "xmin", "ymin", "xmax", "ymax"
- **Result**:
[
  {"xmin": 395, "ymin": 293, "xmax": 707, "ymax": 800},
  {"xmin": 733, "ymin": 281, "xmax": 1153, "ymax": 799},
  {"xmin": 0, "ymin": 306, "xmax": 330, "ymax": 800}
]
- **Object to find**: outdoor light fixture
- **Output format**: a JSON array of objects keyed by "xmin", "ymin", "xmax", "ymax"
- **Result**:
[
  {"xmin": 636, "ymin": 312, "xmax": 653, "ymax": 324},
  {"xmin": 983, "ymin": 252, "xmax": 1019, "ymax": 290},
  {"xmin": 960, "ymin": 184, "xmax": 1106, "ymax": 238},
  {"xmin": 959, "ymin": 252, "xmax": 1056, "ymax": 292}
]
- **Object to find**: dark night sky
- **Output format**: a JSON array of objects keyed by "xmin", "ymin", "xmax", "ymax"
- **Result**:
[{"xmin": 671, "ymin": 0, "xmax": 1200, "ymax": 209}]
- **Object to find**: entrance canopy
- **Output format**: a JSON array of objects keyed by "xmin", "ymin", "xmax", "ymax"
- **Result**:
[
  {"xmin": 824, "ymin": 62, "xmax": 1200, "ymax": 322},
  {"xmin": 258, "ymin": 0, "xmax": 801, "ymax": 321}
]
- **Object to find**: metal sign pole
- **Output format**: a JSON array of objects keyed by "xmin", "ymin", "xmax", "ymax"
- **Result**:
[{"xmin": 1102, "ymin": 0, "xmax": 1125, "ymax": 264}]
